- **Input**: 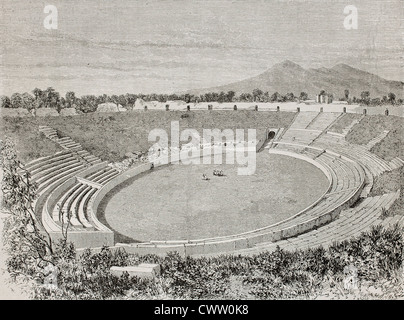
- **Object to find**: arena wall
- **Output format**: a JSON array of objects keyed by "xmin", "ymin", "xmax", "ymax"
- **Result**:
[{"xmin": 113, "ymin": 149, "xmax": 364, "ymax": 256}]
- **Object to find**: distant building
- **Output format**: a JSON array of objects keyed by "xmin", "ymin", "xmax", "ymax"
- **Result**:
[{"xmin": 316, "ymin": 94, "xmax": 333, "ymax": 104}]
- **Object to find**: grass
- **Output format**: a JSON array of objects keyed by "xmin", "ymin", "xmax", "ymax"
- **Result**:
[
  {"xmin": 0, "ymin": 111, "xmax": 296, "ymax": 164},
  {"xmin": 370, "ymin": 167, "xmax": 403, "ymax": 197},
  {"xmin": 345, "ymin": 115, "xmax": 404, "ymax": 160},
  {"xmin": 371, "ymin": 128, "xmax": 404, "ymax": 161},
  {"xmin": 99, "ymin": 152, "xmax": 329, "ymax": 242},
  {"xmin": 369, "ymin": 167, "xmax": 403, "ymax": 218},
  {"xmin": 328, "ymin": 113, "xmax": 363, "ymax": 134},
  {"xmin": 370, "ymin": 166, "xmax": 404, "ymax": 218},
  {"xmin": 0, "ymin": 116, "xmax": 63, "ymax": 163}
]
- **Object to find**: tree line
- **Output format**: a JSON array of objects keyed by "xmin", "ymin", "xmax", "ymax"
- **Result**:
[
  {"xmin": 347, "ymin": 90, "xmax": 401, "ymax": 106},
  {"xmin": 0, "ymin": 87, "xmax": 402, "ymax": 113}
]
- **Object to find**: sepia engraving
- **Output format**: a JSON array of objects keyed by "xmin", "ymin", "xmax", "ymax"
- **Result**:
[{"xmin": 0, "ymin": 0, "xmax": 403, "ymax": 302}]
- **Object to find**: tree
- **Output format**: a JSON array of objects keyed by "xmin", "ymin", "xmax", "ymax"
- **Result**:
[
  {"xmin": 360, "ymin": 91, "xmax": 371, "ymax": 105},
  {"xmin": 262, "ymin": 91, "xmax": 270, "ymax": 102},
  {"xmin": 1, "ymin": 138, "xmax": 75, "ymax": 291},
  {"xmin": 97, "ymin": 94, "xmax": 108, "ymax": 105},
  {"xmin": 270, "ymin": 92, "xmax": 283, "ymax": 102},
  {"xmin": 21, "ymin": 92, "xmax": 35, "ymax": 110},
  {"xmin": 216, "ymin": 91, "xmax": 225, "ymax": 103},
  {"xmin": 252, "ymin": 89, "xmax": 263, "ymax": 102},
  {"xmin": 1, "ymin": 138, "xmax": 54, "ymax": 266},
  {"xmin": 110, "ymin": 95, "xmax": 119, "ymax": 105},
  {"xmin": 31, "ymin": 87, "xmax": 62, "ymax": 111},
  {"xmin": 125, "ymin": 93, "xmax": 137, "ymax": 107},
  {"xmin": 117, "ymin": 95, "xmax": 128, "ymax": 107},
  {"xmin": 344, "ymin": 89, "xmax": 349, "ymax": 101},
  {"xmin": 284, "ymin": 92, "xmax": 295, "ymax": 102},
  {"xmin": 76, "ymin": 95, "xmax": 98, "ymax": 113},
  {"xmin": 65, "ymin": 92, "xmax": 76, "ymax": 108},
  {"xmin": 226, "ymin": 91, "xmax": 236, "ymax": 102},
  {"xmin": 184, "ymin": 94, "xmax": 191, "ymax": 103},
  {"xmin": 370, "ymin": 98, "xmax": 381, "ymax": 106},
  {"xmin": 299, "ymin": 92, "xmax": 308, "ymax": 101},
  {"xmin": 388, "ymin": 92, "xmax": 396, "ymax": 104},
  {"xmin": 32, "ymin": 88, "xmax": 43, "ymax": 101},
  {"xmin": 239, "ymin": 92, "xmax": 253, "ymax": 102},
  {"xmin": 32, "ymin": 88, "xmax": 44, "ymax": 112},
  {"xmin": 0, "ymin": 95, "xmax": 11, "ymax": 108},
  {"xmin": 10, "ymin": 93, "xmax": 23, "ymax": 108}
]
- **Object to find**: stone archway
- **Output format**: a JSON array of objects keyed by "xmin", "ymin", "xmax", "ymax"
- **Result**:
[{"xmin": 267, "ymin": 131, "xmax": 276, "ymax": 140}]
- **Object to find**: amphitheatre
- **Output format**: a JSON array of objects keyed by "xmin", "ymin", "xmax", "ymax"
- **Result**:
[{"xmin": 1, "ymin": 102, "xmax": 403, "ymax": 257}]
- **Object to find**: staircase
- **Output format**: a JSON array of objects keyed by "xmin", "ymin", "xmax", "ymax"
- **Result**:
[{"xmin": 366, "ymin": 130, "xmax": 389, "ymax": 150}]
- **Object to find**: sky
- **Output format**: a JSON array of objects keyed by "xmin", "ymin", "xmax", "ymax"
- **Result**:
[{"xmin": 1, "ymin": 0, "xmax": 403, "ymax": 96}]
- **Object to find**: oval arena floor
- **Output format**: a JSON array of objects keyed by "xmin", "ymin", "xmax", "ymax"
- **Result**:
[{"xmin": 100, "ymin": 153, "xmax": 329, "ymax": 242}]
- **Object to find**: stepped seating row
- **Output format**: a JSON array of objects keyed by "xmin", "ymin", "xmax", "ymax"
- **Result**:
[
  {"xmin": 35, "ymin": 163, "xmax": 86, "ymax": 195},
  {"xmin": 25, "ymin": 149, "xmax": 100, "ymax": 173},
  {"xmin": 388, "ymin": 157, "xmax": 404, "ymax": 171},
  {"xmin": 39, "ymin": 125, "xmax": 103, "ymax": 163},
  {"xmin": 21, "ymin": 127, "xmax": 116, "ymax": 247},
  {"xmin": 52, "ymin": 182, "xmax": 97, "ymax": 230},
  {"xmin": 45, "ymin": 162, "xmax": 120, "ymax": 232},
  {"xmin": 306, "ymin": 112, "xmax": 342, "ymax": 131},
  {"xmin": 30, "ymin": 160, "xmax": 90, "ymax": 225},
  {"xmin": 29, "ymin": 153, "xmax": 79, "ymax": 176},
  {"xmin": 265, "ymin": 150, "xmax": 363, "ymax": 226},
  {"xmin": 273, "ymin": 143, "xmax": 324, "ymax": 159},
  {"xmin": 277, "ymin": 113, "xmax": 341, "ymax": 146},
  {"xmin": 289, "ymin": 112, "xmax": 320, "ymax": 129},
  {"xmin": 366, "ymin": 130, "xmax": 389, "ymax": 150},
  {"xmin": 278, "ymin": 129, "xmax": 322, "ymax": 146},
  {"xmin": 27, "ymin": 152, "xmax": 102, "ymax": 193},
  {"xmin": 39, "ymin": 126, "xmax": 81, "ymax": 150},
  {"xmin": 301, "ymin": 147, "xmax": 326, "ymax": 159},
  {"xmin": 313, "ymin": 133, "xmax": 394, "ymax": 176},
  {"xmin": 85, "ymin": 167, "xmax": 120, "ymax": 185},
  {"xmin": 340, "ymin": 115, "xmax": 364, "ymax": 137},
  {"xmin": 379, "ymin": 213, "xmax": 404, "ymax": 228},
  {"xmin": 223, "ymin": 191, "xmax": 399, "ymax": 256},
  {"xmin": 266, "ymin": 191, "xmax": 399, "ymax": 251},
  {"xmin": 32, "ymin": 158, "xmax": 83, "ymax": 183},
  {"xmin": 274, "ymin": 142, "xmax": 375, "ymax": 197},
  {"xmin": 137, "ymin": 147, "xmax": 364, "ymax": 251},
  {"xmin": 25, "ymin": 150, "xmax": 72, "ymax": 172}
]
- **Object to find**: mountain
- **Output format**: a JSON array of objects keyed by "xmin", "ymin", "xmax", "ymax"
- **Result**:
[{"xmin": 186, "ymin": 60, "xmax": 403, "ymax": 99}]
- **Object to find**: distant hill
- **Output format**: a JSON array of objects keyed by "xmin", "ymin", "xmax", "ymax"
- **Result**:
[{"xmin": 186, "ymin": 60, "xmax": 403, "ymax": 99}]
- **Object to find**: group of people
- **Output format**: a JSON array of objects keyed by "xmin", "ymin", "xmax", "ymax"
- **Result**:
[{"xmin": 202, "ymin": 169, "xmax": 225, "ymax": 180}]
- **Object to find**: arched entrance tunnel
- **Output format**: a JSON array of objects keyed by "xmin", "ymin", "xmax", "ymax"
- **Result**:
[{"xmin": 267, "ymin": 131, "xmax": 276, "ymax": 140}]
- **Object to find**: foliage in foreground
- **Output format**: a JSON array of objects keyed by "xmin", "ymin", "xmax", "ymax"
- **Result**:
[{"xmin": 4, "ymin": 223, "xmax": 403, "ymax": 300}]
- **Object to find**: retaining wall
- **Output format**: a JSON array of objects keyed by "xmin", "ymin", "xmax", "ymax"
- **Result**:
[{"xmin": 114, "ymin": 150, "xmax": 364, "ymax": 256}]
